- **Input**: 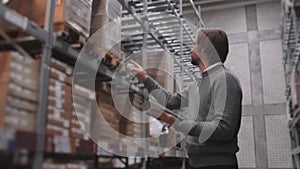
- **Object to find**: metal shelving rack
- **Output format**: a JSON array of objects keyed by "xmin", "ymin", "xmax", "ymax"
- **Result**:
[
  {"xmin": 117, "ymin": 1, "xmax": 204, "ymax": 167},
  {"xmin": 282, "ymin": 0, "xmax": 300, "ymax": 168},
  {"xmin": 0, "ymin": 0, "xmax": 204, "ymax": 168},
  {"xmin": 0, "ymin": 2, "xmax": 135, "ymax": 169},
  {"xmin": 119, "ymin": 0, "xmax": 203, "ymax": 83}
]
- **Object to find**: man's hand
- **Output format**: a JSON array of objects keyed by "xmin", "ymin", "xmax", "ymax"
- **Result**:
[
  {"xmin": 130, "ymin": 60, "xmax": 149, "ymax": 82},
  {"xmin": 157, "ymin": 111, "xmax": 177, "ymax": 126}
]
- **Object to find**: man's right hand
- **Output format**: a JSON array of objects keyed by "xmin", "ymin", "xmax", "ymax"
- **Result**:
[{"xmin": 130, "ymin": 60, "xmax": 149, "ymax": 82}]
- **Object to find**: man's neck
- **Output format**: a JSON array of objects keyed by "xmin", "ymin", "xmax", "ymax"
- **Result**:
[
  {"xmin": 199, "ymin": 62, "xmax": 206, "ymax": 72},
  {"xmin": 199, "ymin": 62, "xmax": 223, "ymax": 72}
]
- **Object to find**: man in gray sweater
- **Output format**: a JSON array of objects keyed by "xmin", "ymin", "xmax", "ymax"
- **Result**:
[{"xmin": 130, "ymin": 28, "xmax": 242, "ymax": 169}]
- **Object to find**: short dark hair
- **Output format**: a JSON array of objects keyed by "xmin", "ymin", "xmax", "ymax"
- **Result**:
[{"xmin": 196, "ymin": 28, "xmax": 229, "ymax": 63}]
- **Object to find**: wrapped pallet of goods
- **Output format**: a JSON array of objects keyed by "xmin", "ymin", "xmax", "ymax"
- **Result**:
[
  {"xmin": 0, "ymin": 51, "xmax": 40, "ymax": 132},
  {"xmin": 3, "ymin": 0, "xmax": 92, "ymax": 42},
  {"xmin": 91, "ymin": 0, "xmax": 122, "ymax": 57},
  {"xmin": 95, "ymin": 83, "xmax": 121, "ymax": 140},
  {"xmin": 72, "ymin": 84, "xmax": 94, "ymax": 140},
  {"xmin": 46, "ymin": 58, "xmax": 73, "ymax": 137}
]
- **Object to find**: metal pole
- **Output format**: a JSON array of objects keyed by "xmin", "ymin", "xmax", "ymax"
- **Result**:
[
  {"xmin": 142, "ymin": 0, "xmax": 148, "ymax": 168},
  {"xmin": 180, "ymin": 0, "xmax": 184, "ymax": 88},
  {"xmin": 198, "ymin": 5, "xmax": 204, "ymax": 28},
  {"xmin": 189, "ymin": 0, "xmax": 201, "ymax": 23},
  {"xmin": 33, "ymin": 0, "xmax": 55, "ymax": 168}
]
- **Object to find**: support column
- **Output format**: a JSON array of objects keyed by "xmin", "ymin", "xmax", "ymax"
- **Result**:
[{"xmin": 245, "ymin": 4, "xmax": 268, "ymax": 169}]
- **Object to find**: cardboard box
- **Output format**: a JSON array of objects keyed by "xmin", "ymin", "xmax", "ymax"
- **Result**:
[
  {"xmin": 70, "ymin": 128, "xmax": 89, "ymax": 140},
  {"xmin": 50, "ymin": 59, "xmax": 73, "ymax": 75},
  {"xmin": 73, "ymin": 95, "xmax": 93, "ymax": 109},
  {"xmin": 50, "ymin": 68, "xmax": 73, "ymax": 86},
  {"xmin": 47, "ymin": 105, "xmax": 72, "ymax": 119},
  {"xmin": 2, "ymin": 96, "xmax": 38, "ymax": 112},
  {"xmin": 48, "ymin": 96, "xmax": 73, "ymax": 110},
  {"xmin": 70, "ymin": 138, "xmax": 93, "ymax": 155},
  {"xmin": 1, "ymin": 107, "xmax": 36, "ymax": 132},
  {"xmin": 72, "ymin": 111, "xmax": 90, "ymax": 124},
  {"xmin": 0, "ymin": 83, "xmax": 39, "ymax": 102},
  {"xmin": 73, "ymin": 104, "xmax": 90, "ymax": 116},
  {"xmin": 73, "ymin": 85, "xmax": 95, "ymax": 99},
  {"xmin": 0, "ymin": 52, "xmax": 40, "ymax": 91},
  {"xmin": 49, "ymin": 79, "xmax": 72, "ymax": 93},
  {"xmin": 0, "ymin": 52, "xmax": 40, "ymax": 70},
  {"xmin": 6, "ymin": 0, "xmax": 92, "ymax": 38},
  {"xmin": 48, "ymin": 86, "xmax": 72, "ymax": 102},
  {"xmin": 46, "ymin": 124, "xmax": 69, "ymax": 136},
  {"xmin": 47, "ymin": 116, "xmax": 70, "ymax": 129},
  {"xmin": 53, "ymin": 135, "xmax": 71, "ymax": 153},
  {"xmin": 8, "ymin": 72, "xmax": 39, "ymax": 91}
]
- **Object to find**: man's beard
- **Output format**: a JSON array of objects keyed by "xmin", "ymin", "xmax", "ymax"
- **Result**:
[{"xmin": 191, "ymin": 57, "xmax": 201, "ymax": 66}]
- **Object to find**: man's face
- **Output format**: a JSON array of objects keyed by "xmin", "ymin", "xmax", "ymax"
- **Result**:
[{"xmin": 191, "ymin": 44, "xmax": 201, "ymax": 65}]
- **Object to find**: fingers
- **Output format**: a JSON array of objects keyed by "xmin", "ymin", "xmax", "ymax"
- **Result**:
[
  {"xmin": 130, "ymin": 60, "xmax": 142, "ymax": 68},
  {"xmin": 130, "ymin": 60, "xmax": 138, "ymax": 65}
]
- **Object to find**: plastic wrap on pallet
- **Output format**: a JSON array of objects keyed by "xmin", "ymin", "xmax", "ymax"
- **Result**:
[
  {"xmin": 91, "ymin": 0, "xmax": 122, "ymax": 57},
  {"xmin": 64, "ymin": 0, "xmax": 93, "ymax": 38},
  {"xmin": 91, "ymin": 0, "xmax": 121, "ymax": 22}
]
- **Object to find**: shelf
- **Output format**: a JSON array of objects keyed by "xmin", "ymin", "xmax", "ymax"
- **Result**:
[
  {"xmin": 0, "ymin": 1, "xmax": 194, "ymax": 163},
  {"xmin": 118, "ymin": 0, "xmax": 196, "ymax": 81}
]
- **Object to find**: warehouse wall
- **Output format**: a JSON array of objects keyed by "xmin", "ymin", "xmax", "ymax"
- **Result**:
[{"xmin": 187, "ymin": 0, "xmax": 292, "ymax": 168}]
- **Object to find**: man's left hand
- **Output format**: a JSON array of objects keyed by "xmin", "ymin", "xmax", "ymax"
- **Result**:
[{"xmin": 157, "ymin": 111, "xmax": 177, "ymax": 126}]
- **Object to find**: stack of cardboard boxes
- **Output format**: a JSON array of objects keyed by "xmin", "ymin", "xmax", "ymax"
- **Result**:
[
  {"xmin": 95, "ymin": 83, "xmax": 146, "ymax": 149},
  {"xmin": 47, "ymin": 59, "xmax": 73, "ymax": 137},
  {"xmin": 96, "ymin": 84, "xmax": 121, "ymax": 140},
  {"xmin": 0, "ymin": 51, "xmax": 40, "ymax": 132},
  {"xmin": 45, "ymin": 58, "xmax": 97, "ymax": 155},
  {"xmin": 72, "ymin": 84, "xmax": 94, "ymax": 140},
  {"xmin": 4, "ymin": 0, "xmax": 92, "ymax": 41},
  {"xmin": 47, "ymin": 58, "xmax": 96, "ymax": 155}
]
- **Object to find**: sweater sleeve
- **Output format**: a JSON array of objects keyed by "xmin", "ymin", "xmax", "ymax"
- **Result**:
[
  {"xmin": 173, "ymin": 74, "xmax": 242, "ymax": 143},
  {"xmin": 143, "ymin": 77, "xmax": 189, "ymax": 110}
]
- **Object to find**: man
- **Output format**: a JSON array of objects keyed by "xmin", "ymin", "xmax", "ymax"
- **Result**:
[{"xmin": 130, "ymin": 28, "xmax": 242, "ymax": 169}]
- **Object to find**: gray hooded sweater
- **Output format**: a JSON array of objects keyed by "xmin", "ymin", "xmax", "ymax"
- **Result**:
[{"xmin": 142, "ymin": 64, "xmax": 242, "ymax": 167}]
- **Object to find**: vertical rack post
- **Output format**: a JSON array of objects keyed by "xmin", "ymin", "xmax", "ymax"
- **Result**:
[
  {"xmin": 142, "ymin": 0, "xmax": 148, "ymax": 168},
  {"xmin": 197, "ymin": 5, "xmax": 204, "ymax": 28},
  {"xmin": 33, "ymin": 0, "xmax": 56, "ymax": 169},
  {"xmin": 180, "ymin": 0, "xmax": 184, "ymax": 88}
]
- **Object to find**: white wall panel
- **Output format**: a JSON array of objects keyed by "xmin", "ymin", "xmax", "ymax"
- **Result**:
[
  {"xmin": 225, "ymin": 43, "xmax": 252, "ymax": 105},
  {"xmin": 237, "ymin": 116, "xmax": 256, "ymax": 168},
  {"xmin": 257, "ymin": 1, "xmax": 281, "ymax": 30},
  {"xmin": 260, "ymin": 39, "xmax": 286, "ymax": 104},
  {"xmin": 265, "ymin": 115, "xmax": 292, "ymax": 168},
  {"xmin": 202, "ymin": 6, "xmax": 247, "ymax": 34}
]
